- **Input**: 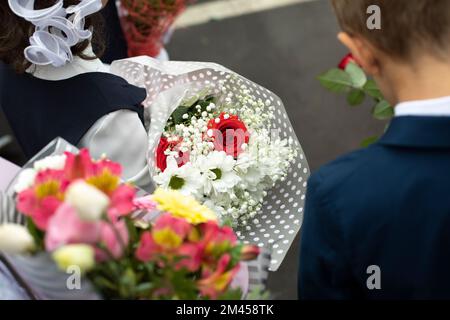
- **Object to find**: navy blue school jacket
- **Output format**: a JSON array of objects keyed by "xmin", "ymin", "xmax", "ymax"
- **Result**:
[{"xmin": 299, "ymin": 116, "xmax": 450, "ymax": 299}]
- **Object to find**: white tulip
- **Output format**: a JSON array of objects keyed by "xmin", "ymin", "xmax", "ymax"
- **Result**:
[
  {"xmin": 0, "ymin": 224, "xmax": 35, "ymax": 254},
  {"xmin": 65, "ymin": 181, "xmax": 110, "ymax": 221},
  {"xmin": 33, "ymin": 154, "xmax": 67, "ymax": 171},
  {"xmin": 52, "ymin": 244, "xmax": 95, "ymax": 274},
  {"xmin": 14, "ymin": 168, "xmax": 37, "ymax": 193}
]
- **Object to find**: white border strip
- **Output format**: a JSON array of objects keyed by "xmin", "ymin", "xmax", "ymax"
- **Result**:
[{"xmin": 175, "ymin": 0, "xmax": 317, "ymax": 29}]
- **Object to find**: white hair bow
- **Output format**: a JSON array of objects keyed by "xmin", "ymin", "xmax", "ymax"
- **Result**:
[{"xmin": 8, "ymin": 0, "xmax": 103, "ymax": 67}]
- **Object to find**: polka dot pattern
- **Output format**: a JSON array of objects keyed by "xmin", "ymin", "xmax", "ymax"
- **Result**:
[{"xmin": 111, "ymin": 58, "xmax": 310, "ymax": 272}]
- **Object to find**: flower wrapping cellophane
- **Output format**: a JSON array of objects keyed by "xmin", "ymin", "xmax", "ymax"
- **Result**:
[{"xmin": 111, "ymin": 57, "xmax": 310, "ymax": 271}]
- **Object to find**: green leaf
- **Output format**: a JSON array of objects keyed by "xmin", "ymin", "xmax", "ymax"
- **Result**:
[
  {"xmin": 360, "ymin": 136, "xmax": 379, "ymax": 148},
  {"xmin": 373, "ymin": 100, "xmax": 394, "ymax": 120},
  {"xmin": 170, "ymin": 105, "xmax": 191, "ymax": 125},
  {"xmin": 318, "ymin": 68, "xmax": 353, "ymax": 93},
  {"xmin": 182, "ymin": 88, "xmax": 212, "ymax": 107},
  {"xmin": 118, "ymin": 267, "xmax": 137, "ymax": 298},
  {"xmin": 246, "ymin": 285, "xmax": 271, "ymax": 300},
  {"xmin": 229, "ymin": 244, "xmax": 244, "ymax": 266},
  {"xmin": 345, "ymin": 62, "xmax": 367, "ymax": 88},
  {"xmin": 221, "ymin": 216, "xmax": 234, "ymax": 227},
  {"xmin": 91, "ymin": 276, "xmax": 117, "ymax": 291},
  {"xmin": 169, "ymin": 269, "xmax": 199, "ymax": 300},
  {"xmin": 135, "ymin": 282, "xmax": 154, "ymax": 297},
  {"xmin": 125, "ymin": 216, "xmax": 138, "ymax": 248},
  {"xmin": 198, "ymin": 95, "xmax": 215, "ymax": 109},
  {"xmin": 26, "ymin": 217, "xmax": 44, "ymax": 250},
  {"xmin": 168, "ymin": 95, "xmax": 216, "ymax": 128},
  {"xmin": 347, "ymin": 89, "xmax": 365, "ymax": 106},
  {"xmin": 217, "ymin": 288, "xmax": 243, "ymax": 300},
  {"xmin": 363, "ymin": 79, "xmax": 384, "ymax": 100}
]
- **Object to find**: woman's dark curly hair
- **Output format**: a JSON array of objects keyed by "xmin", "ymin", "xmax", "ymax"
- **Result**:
[{"xmin": 0, "ymin": 0, "xmax": 105, "ymax": 73}]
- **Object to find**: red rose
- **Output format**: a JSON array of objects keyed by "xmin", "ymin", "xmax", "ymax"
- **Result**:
[
  {"xmin": 338, "ymin": 53, "xmax": 358, "ymax": 70},
  {"xmin": 207, "ymin": 112, "xmax": 250, "ymax": 158},
  {"xmin": 156, "ymin": 136, "xmax": 189, "ymax": 171}
]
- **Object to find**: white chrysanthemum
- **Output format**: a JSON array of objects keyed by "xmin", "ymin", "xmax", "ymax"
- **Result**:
[
  {"xmin": 235, "ymin": 152, "xmax": 254, "ymax": 172},
  {"xmin": 154, "ymin": 156, "xmax": 202, "ymax": 196},
  {"xmin": 14, "ymin": 168, "xmax": 37, "ymax": 193},
  {"xmin": 235, "ymin": 152, "xmax": 265, "ymax": 190},
  {"xmin": 34, "ymin": 154, "xmax": 67, "ymax": 171},
  {"xmin": 202, "ymin": 200, "xmax": 227, "ymax": 220},
  {"xmin": 195, "ymin": 151, "xmax": 240, "ymax": 194}
]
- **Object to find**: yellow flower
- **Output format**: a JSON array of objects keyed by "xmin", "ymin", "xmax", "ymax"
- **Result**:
[
  {"xmin": 153, "ymin": 228, "xmax": 183, "ymax": 249},
  {"xmin": 86, "ymin": 170, "xmax": 120, "ymax": 195},
  {"xmin": 35, "ymin": 180, "xmax": 63, "ymax": 200},
  {"xmin": 152, "ymin": 188, "xmax": 217, "ymax": 224}
]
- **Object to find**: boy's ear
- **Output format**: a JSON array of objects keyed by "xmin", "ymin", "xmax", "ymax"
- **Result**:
[{"xmin": 337, "ymin": 32, "xmax": 381, "ymax": 76}]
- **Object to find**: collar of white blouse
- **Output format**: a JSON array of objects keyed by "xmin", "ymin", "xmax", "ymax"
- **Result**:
[
  {"xmin": 26, "ymin": 44, "xmax": 110, "ymax": 81},
  {"xmin": 395, "ymin": 96, "xmax": 450, "ymax": 117}
]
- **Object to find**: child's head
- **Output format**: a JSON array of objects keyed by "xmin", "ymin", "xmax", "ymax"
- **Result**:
[
  {"xmin": 0, "ymin": 0, "xmax": 106, "ymax": 74},
  {"xmin": 331, "ymin": 0, "xmax": 450, "ymax": 104}
]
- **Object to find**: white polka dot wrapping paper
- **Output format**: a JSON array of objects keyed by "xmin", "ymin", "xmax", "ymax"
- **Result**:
[{"xmin": 111, "ymin": 57, "xmax": 310, "ymax": 271}]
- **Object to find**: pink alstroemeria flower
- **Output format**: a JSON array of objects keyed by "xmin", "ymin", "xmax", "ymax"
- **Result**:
[
  {"xmin": 176, "ymin": 243, "xmax": 204, "ymax": 272},
  {"xmin": 45, "ymin": 203, "xmax": 100, "ymax": 251},
  {"xmin": 45, "ymin": 202, "xmax": 129, "ymax": 262},
  {"xmin": 135, "ymin": 231, "xmax": 159, "ymax": 262},
  {"xmin": 133, "ymin": 196, "xmax": 158, "ymax": 211},
  {"xmin": 108, "ymin": 184, "xmax": 137, "ymax": 220},
  {"xmin": 197, "ymin": 253, "xmax": 240, "ymax": 299},
  {"xmin": 200, "ymin": 221, "xmax": 237, "ymax": 259},
  {"xmin": 96, "ymin": 220, "xmax": 129, "ymax": 261},
  {"xmin": 240, "ymin": 244, "xmax": 260, "ymax": 261},
  {"xmin": 17, "ymin": 169, "xmax": 68, "ymax": 230},
  {"xmin": 63, "ymin": 149, "xmax": 95, "ymax": 181},
  {"xmin": 63, "ymin": 148, "xmax": 123, "ymax": 182},
  {"xmin": 63, "ymin": 148, "xmax": 121, "ymax": 179},
  {"xmin": 135, "ymin": 214, "xmax": 193, "ymax": 263},
  {"xmin": 153, "ymin": 213, "xmax": 192, "ymax": 239}
]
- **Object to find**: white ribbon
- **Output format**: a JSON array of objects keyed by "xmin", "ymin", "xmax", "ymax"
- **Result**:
[{"xmin": 8, "ymin": 0, "xmax": 103, "ymax": 67}]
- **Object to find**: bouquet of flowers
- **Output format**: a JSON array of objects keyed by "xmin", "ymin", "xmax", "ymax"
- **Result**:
[
  {"xmin": 118, "ymin": 0, "xmax": 194, "ymax": 57},
  {"xmin": 153, "ymin": 85, "xmax": 297, "ymax": 228},
  {"xmin": 318, "ymin": 53, "xmax": 392, "ymax": 146},
  {"xmin": 111, "ymin": 57, "xmax": 310, "ymax": 271},
  {"xmin": 0, "ymin": 147, "xmax": 260, "ymax": 300}
]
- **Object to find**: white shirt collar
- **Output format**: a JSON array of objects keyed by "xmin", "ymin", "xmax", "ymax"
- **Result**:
[
  {"xmin": 26, "ymin": 44, "xmax": 110, "ymax": 81},
  {"xmin": 395, "ymin": 96, "xmax": 450, "ymax": 117}
]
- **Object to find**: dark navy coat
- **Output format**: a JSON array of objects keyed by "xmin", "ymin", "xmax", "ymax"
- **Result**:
[
  {"xmin": 0, "ymin": 63, "xmax": 145, "ymax": 159},
  {"xmin": 299, "ymin": 116, "xmax": 450, "ymax": 299}
]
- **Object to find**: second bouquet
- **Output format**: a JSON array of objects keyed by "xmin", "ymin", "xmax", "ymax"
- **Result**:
[
  {"xmin": 4, "ymin": 147, "xmax": 259, "ymax": 300},
  {"xmin": 153, "ymin": 86, "xmax": 297, "ymax": 227},
  {"xmin": 111, "ymin": 57, "xmax": 310, "ymax": 271}
]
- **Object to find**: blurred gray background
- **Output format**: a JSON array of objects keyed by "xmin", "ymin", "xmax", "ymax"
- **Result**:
[
  {"xmin": 0, "ymin": 0, "xmax": 386, "ymax": 299},
  {"xmin": 170, "ymin": 0, "xmax": 386, "ymax": 299}
]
